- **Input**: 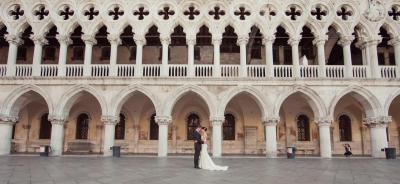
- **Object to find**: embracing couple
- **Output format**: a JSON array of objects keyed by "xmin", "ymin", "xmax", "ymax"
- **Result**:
[{"xmin": 193, "ymin": 126, "xmax": 228, "ymax": 171}]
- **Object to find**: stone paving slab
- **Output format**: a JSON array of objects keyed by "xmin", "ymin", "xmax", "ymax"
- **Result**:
[{"xmin": 0, "ymin": 156, "xmax": 399, "ymax": 184}]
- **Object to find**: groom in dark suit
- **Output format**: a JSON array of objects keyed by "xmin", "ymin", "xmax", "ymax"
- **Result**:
[{"xmin": 193, "ymin": 126, "xmax": 203, "ymax": 169}]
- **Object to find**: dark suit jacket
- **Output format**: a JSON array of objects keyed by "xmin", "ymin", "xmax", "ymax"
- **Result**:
[{"xmin": 193, "ymin": 131, "xmax": 204, "ymax": 144}]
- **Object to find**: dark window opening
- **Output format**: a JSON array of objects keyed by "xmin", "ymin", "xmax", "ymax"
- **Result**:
[
  {"xmin": 149, "ymin": 114, "xmax": 158, "ymax": 140},
  {"xmin": 223, "ymin": 114, "xmax": 235, "ymax": 140},
  {"xmin": 297, "ymin": 115, "xmax": 310, "ymax": 141},
  {"xmin": 76, "ymin": 113, "xmax": 89, "ymax": 140},
  {"xmin": 17, "ymin": 47, "xmax": 27, "ymax": 60},
  {"xmin": 43, "ymin": 46, "xmax": 56, "ymax": 60},
  {"xmin": 100, "ymin": 47, "xmax": 110, "ymax": 60},
  {"xmin": 72, "ymin": 46, "xmax": 84, "ymax": 60},
  {"xmin": 130, "ymin": 46, "xmax": 137, "ymax": 60},
  {"xmin": 39, "ymin": 113, "xmax": 52, "ymax": 139},
  {"xmin": 115, "ymin": 113, "xmax": 125, "ymax": 140},
  {"xmin": 194, "ymin": 46, "xmax": 201, "ymax": 60},
  {"xmin": 221, "ymin": 26, "xmax": 239, "ymax": 53},
  {"xmin": 187, "ymin": 113, "xmax": 200, "ymax": 140},
  {"xmin": 339, "ymin": 115, "xmax": 352, "ymax": 141}
]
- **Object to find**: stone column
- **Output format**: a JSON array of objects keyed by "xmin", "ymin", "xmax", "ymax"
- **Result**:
[
  {"xmin": 264, "ymin": 117, "xmax": 279, "ymax": 158},
  {"xmin": 49, "ymin": 118, "xmax": 66, "ymax": 156},
  {"xmin": 160, "ymin": 36, "xmax": 170, "ymax": 77},
  {"xmin": 213, "ymin": 37, "xmax": 222, "ymax": 77},
  {"xmin": 211, "ymin": 116, "xmax": 224, "ymax": 157},
  {"xmin": 5, "ymin": 34, "xmax": 22, "ymax": 77},
  {"xmin": 31, "ymin": 35, "xmax": 47, "ymax": 76},
  {"xmin": 187, "ymin": 36, "xmax": 196, "ymax": 77},
  {"xmin": 264, "ymin": 36, "xmax": 275, "ymax": 78},
  {"xmin": 56, "ymin": 35, "xmax": 72, "ymax": 76},
  {"xmin": 108, "ymin": 35, "xmax": 121, "ymax": 77},
  {"xmin": 82, "ymin": 35, "xmax": 97, "ymax": 77},
  {"xmin": 338, "ymin": 36, "xmax": 354, "ymax": 78},
  {"xmin": 155, "ymin": 116, "xmax": 171, "ymax": 157},
  {"xmin": 102, "ymin": 116, "xmax": 118, "ymax": 157},
  {"xmin": 313, "ymin": 35, "xmax": 328, "ymax": 78},
  {"xmin": 288, "ymin": 37, "xmax": 301, "ymax": 78},
  {"xmin": 238, "ymin": 36, "xmax": 248, "ymax": 77},
  {"xmin": 364, "ymin": 116, "xmax": 390, "ymax": 158},
  {"xmin": 0, "ymin": 116, "xmax": 18, "ymax": 155},
  {"xmin": 316, "ymin": 118, "xmax": 332, "ymax": 158},
  {"xmin": 134, "ymin": 35, "xmax": 145, "ymax": 77},
  {"xmin": 367, "ymin": 38, "xmax": 382, "ymax": 78},
  {"xmin": 388, "ymin": 37, "xmax": 400, "ymax": 78}
]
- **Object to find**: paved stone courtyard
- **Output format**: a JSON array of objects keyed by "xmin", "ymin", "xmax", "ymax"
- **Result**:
[{"xmin": 0, "ymin": 156, "xmax": 399, "ymax": 184}]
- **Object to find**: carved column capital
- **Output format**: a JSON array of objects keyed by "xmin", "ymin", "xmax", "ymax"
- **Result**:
[
  {"xmin": 212, "ymin": 38, "xmax": 222, "ymax": 46},
  {"xmin": 210, "ymin": 116, "xmax": 225, "ymax": 126},
  {"xmin": 388, "ymin": 36, "xmax": 400, "ymax": 46},
  {"xmin": 237, "ymin": 36, "xmax": 249, "ymax": 46},
  {"xmin": 160, "ymin": 36, "xmax": 171, "ymax": 45},
  {"xmin": 30, "ymin": 35, "xmax": 48, "ymax": 46},
  {"xmin": 338, "ymin": 35, "xmax": 355, "ymax": 47},
  {"xmin": 56, "ymin": 35, "xmax": 72, "ymax": 45},
  {"xmin": 107, "ymin": 34, "xmax": 122, "ymax": 45},
  {"xmin": 263, "ymin": 117, "xmax": 280, "ymax": 126},
  {"xmin": 312, "ymin": 35, "xmax": 328, "ymax": 46},
  {"xmin": 82, "ymin": 34, "xmax": 97, "ymax": 45},
  {"xmin": 315, "ymin": 117, "xmax": 332, "ymax": 127},
  {"xmin": 48, "ymin": 115, "xmax": 67, "ymax": 125},
  {"xmin": 363, "ymin": 116, "xmax": 391, "ymax": 128},
  {"xmin": 101, "ymin": 116, "xmax": 119, "ymax": 125},
  {"xmin": 155, "ymin": 116, "xmax": 172, "ymax": 125},
  {"xmin": 262, "ymin": 35, "xmax": 276, "ymax": 45},
  {"xmin": 288, "ymin": 36, "xmax": 301, "ymax": 46},
  {"xmin": 134, "ymin": 35, "xmax": 146, "ymax": 46},
  {"xmin": 0, "ymin": 115, "xmax": 18, "ymax": 125},
  {"xmin": 5, "ymin": 34, "xmax": 23, "ymax": 45}
]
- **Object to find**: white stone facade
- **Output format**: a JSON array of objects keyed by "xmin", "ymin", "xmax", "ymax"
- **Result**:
[{"xmin": 0, "ymin": 0, "xmax": 399, "ymax": 158}]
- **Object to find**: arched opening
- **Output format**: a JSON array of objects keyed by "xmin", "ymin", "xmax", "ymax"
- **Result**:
[
  {"xmin": 388, "ymin": 95, "xmax": 400, "ymax": 154},
  {"xmin": 119, "ymin": 26, "xmax": 135, "ymax": 65},
  {"xmin": 186, "ymin": 113, "xmax": 200, "ymax": 140},
  {"xmin": 18, "ymin": 26, "xmax": 34, "ymax": 65},
  {"xmin": 39, "ymin": 113, "xmax": 51, "ymax": 139},
  {"xmin": 223, "ymin": 92, "xmax": 263, "ymax": 154},
  {"xmin": 0, "ymin": 26, "xmax": 8, "ymax": 64},
  {"xmin": 195, "ymin": 25, "xmax": 212, "ymax": 64},
  {"xmin": 299, "ymin": 26, "xmax": 316, "ymax": 65},
  {"xmin": 170, "ymin": 91, "xmax": 210, "ymax": 153},
  {"xmin": 69, "ymin": 26, "xmax": 84, "ymax": 64},
  {"xmin": 378, "ymin": 27, "xmax": 395, "ymax": 66},
  {"xmin": 143, "ymin": 25, "xmax": 161, "ymax": 66},
  {"xmin": 274, "ymin": 26, "xmax": 291, "ymax": 65},
  {"xmin": 247, "ymin": 26, "xmax": 264, "ymax": 65},
  {"xmin": 352, "ymin": 26, "xmax": 366, "ymax": 65},
  {"xmin": 221, "ymin": 25, "xmax": 239, "ymax": 64},
  {"xmin": 279, "ymin": 92, "xmax": 318, "ymax": 155},
  {"xmin": 149, "ymin": 113, "xmax": 158, "ymax": 140},
  {"xmin": 63, "ymin": 91, "xmax": 102, "ymax": 154},
  {"xmin": 326, "ymin": 26, "xmax": 343, "ymax": 65},
  {"xmin": 332, "ymin": 92, "xmax": 373, "ymax": 156},
  {"xmin": 223, "ymin": 113, "xmax": 235, "ymax": 140},
  {"xmin": 43, "ymin": 26, "xmax": 60, "ymax": 64},
  {"xmin": 115, "ymin": 113, "xmax": 125, "ymax": 140},
  {"xmin": 339, "ymin": 115, "xmax": 352, "ymax": 141},
  {"xmin": 93, "ymin": 26, "xmax": 110, "ymax": 64},
  {"xmin": 8, "ymin": 90, "xmax": 50, "ymax": 153},
  {"xmin": 170, "ymin": 25, "xmax": 187, "ymax": 72},
  {"xmin": 76, "ymin": 113, "xmax": 89, "ymax": 140},
  {"xmin": 116, "ymin": 91, "xmax": 156, "ymax": 153}
]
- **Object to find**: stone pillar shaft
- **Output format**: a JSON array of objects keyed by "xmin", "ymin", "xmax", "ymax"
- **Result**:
[
  {"xmin": 238, "ymin": 36, "xmax": 248, "ymax": 77},
  {"xmin": 264, "ymin": 36, "xmax": 275, "ymax": 78},
  {"xmin": 211, "ymin": 117, "xmax": 224, "ymax": 157},
  {"xmin": 213, "ymin": 39, "xmax": 221, "ymax": 77},
  {"xmin": 102, "ymin": 116, "xmax": 118, "ymax": 157},
  {"xmin": 50, "ymin": 119, "xmax": 65, "ymax": 156},
  {"xmin": 5, "ymin": 35, "xmax": 22, "ymax": 77},
  {"xmin": 155, "ymin": 116, "xmax": 171, "ymax": 157},
  {"xmin": 82, "ymin": 35, "xmax": 96, "ymax": 77},
  {"xmin": 161, "ymin": 38, "xmax": 170, "ymax": 77},
  {"xmin": 134, "ymin": 37, "xmax": 145, "ymax": 77},
  {"xmin": 317, "ymin": 119, "xmax": 332, "ymax": 158},
  {"xmin": 264, "ymin": 118, "xmax": 279, "ymax": 158}
]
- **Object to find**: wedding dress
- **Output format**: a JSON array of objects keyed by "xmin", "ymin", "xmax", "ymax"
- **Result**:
[{"xmin": 199, "ymin": 139, "xmax": 228, "ymax": 171}]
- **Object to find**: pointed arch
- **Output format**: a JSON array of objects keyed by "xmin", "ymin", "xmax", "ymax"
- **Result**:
[
  {"xmin": 111, "ymin": 85, "xmax": 160, "ymax": 117},
  {"xmin": 1, "ymin": 84, "xmax": 54, "ymax": 118},
  {"xmin": 273, "ymin": 86, "xmax": 327, "ymax": 118},
  {"xmin": 162, "ymin": 85, "xmax": 216, "ymax": 118},
  {"xmin": 383, "ymin": 88, "xmax": 400, "ymax": 116},
  {"xmin": 218, "ymin": 86, "xmax": 268, "ymax": 121},
  {"xmin": 328, "ymin": 86, "xmax": 381, "ymax": 119},
  {"xmin": 55, "ymin": 85, "xmax": 107, "ymax": 119}
]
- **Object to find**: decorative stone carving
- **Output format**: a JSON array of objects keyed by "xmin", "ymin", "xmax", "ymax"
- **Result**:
[
  {"xmin": 107, "ymin": 35, "xmax": 122, "ymax": 45},
  {"xmin": 56, "ymin": 35, "xmax": 72, "ymax": 45},
  {"xmin": 363, "ymin": 116, "xmax": 391, "ymax": 128},
  {"xmin": 30, "ymin": 35, "xmax": 48, "ymax": 45},
  {"xmin": 210, "ymin": 116, "xmax": 224, "ymax": 126},
  {"xmin": 155, "ymin": 116, "xmax": 172, "ymax": 125},
  {"xmin": 315, "ymin": 117, "xmax": 332, "ymax": 127},
  {"xmin": 364, "ymin": 0, "xmax": 385, "ymax": 22},
  {"xmin": 101, "ymin": 116, "xmax": 119, "ymax": 125},
  {"xmin": 81, "ymin": 35, "xmax": 97, "ymax": 45},
  {"xmin": 263, "ymin": 117, "xmax": 279, "ymax": 126},
  {"xmin": 237, "ymin": 36, "xmax": 249, "ymax": 46},
  {"xmin": 5, "ymin": 34, "xmax": 23, "ymax": 45},
  {"xmin": 0, "ymin": 115, "xmax": 18, "ymax": 125},
  {"xmin": 338, "ymin": 35, "xmax": 355, "ymax": 46}
]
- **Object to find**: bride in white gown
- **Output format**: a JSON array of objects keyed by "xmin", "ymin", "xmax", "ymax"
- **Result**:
[{"xmin": 198, "ymin": 127, "xmax": 228, "ymax": 171}]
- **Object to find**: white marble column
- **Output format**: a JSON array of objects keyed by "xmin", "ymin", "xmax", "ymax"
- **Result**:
[
  {"xmin": 264, "ymin": 36, "xmax": 275, "ymax": 78},
  {"xmin": 313, "ymin": 35, "xmax": 328, "ymax": 78},
  {"xmin": 102, "ymin": 116, "xmax": 118, "ymax": 156},
  {"xmin": 211, "ymin": 116, "xmax": 224, "ymax": 157},
  {"xmin": 0, "ymin": 116, "xmax": 18, "ymax": 155},
  {"xmin": 316, "ymin": 118, "xmax": 332, "ymax": 158},
  {"xmin": 82, "ymin": 35, "xmax": 97, "ymax": 77},
  {"xmin": 134, "ymin": 35, "xmax": 145, "ymax": 77},
  {"xmin": 155, "ymin": 116, "xmax": 171, "ymax": 157},
  {"xmin": 364, "ymin": 116, "xmax": 390, "ymax": 158},
  {"xmin": 31, "ymin": 35, "xmax": 47, "ymax": 76},
  {"xmin": 213, "ymin": 37, "xmax": 222, "ymax": 77},
  {"xmin": 187, "ymin": 36, "xmax": 196, "ymax": 77},
  {"xmin": 160, "ymin": 37, "xmax": 170, "ymax": 77},
  {"xmin": 264, "ymin": 118, "xmax": 279, "ymax": 158},
  {"xmin": 388, "ymin": 37, "xmax": 400, "ymax": 78},
  {"xmin": 108, "ymin": 35, "xmax": 121, "ymax": 77},
  {"xmin": 367, "ymin": 38, "xmax": 382, "ymax": 79},
  {"xmin": 338, "ymin": 36, "xmax": 354, "ymax": 78},
  {"xmin": 49, "ymin": 118, "xmax": 66, "ymax": 156},
  {"xmin": 238, "ymin": 36, "xmax": 248, "ymax": 77},
  {"xmin": 5, "ymin": 34, "xmax": 22, "ymax": 77},
  {"xmin": 288, "ymin": 37, "xmax": 301, "ymax": 78},
  {"xmin": 56, "ymin": 35, "xmax": 72, "ymax": 76}
]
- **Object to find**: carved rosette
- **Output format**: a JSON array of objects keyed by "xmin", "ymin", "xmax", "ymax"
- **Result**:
[
  {"xmin": 101, "ymin": 116, "xmax": 119, "ymax": 125},
  {"xmin": 363, "ymin": 116, "xmax": 391, "ymax": 128},
  {"xmin": 155, "ymin": 116, "xmax": 172, "ymax": 126},
  {"xmin": 263, "ymin": 117, "xmax": 279, "ymax": 126}
]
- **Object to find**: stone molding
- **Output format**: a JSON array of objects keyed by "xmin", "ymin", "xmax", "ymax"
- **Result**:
[
  {"xmin": 5, "ymin": 34, "xmax": 23, "ymax": 45},
  {"xmin": 363, "ymin": 116, "xmax": 392, "ymax": 128},
  {"xmin": 101, "ymin": 115, "xmax": 119, "ymax": 125},
  {"xmin": 30, "ymin": 35, "xmax": 48, "ymax": 46},
  {"xmin": 315, "ymin": 117, "xmax": 332, "ymax": 127},
  {"xmin": 155, "ymin": 116, "xmax": 172, "ymax": 125},
  {"xmin": 82, "ymin": 35, "xmax": 97, "ymax": 45},
  {"xmin": 0, "ymin": 115, "xmax": 18, "ymax": 125},
  {"xmin": 56, "ymin": 35, "xmax": 72, "ymax": 45},
  {"xmin": 337, "ymin": 35, "xmax": 355, "ymax": 46}
]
